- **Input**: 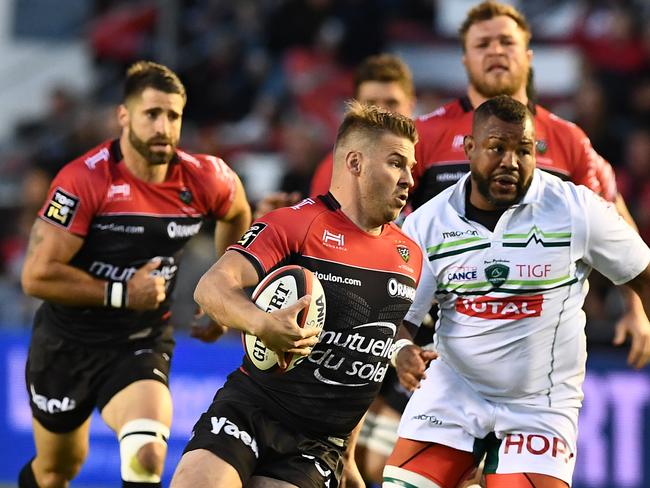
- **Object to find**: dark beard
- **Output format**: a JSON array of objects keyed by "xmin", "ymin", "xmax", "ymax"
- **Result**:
[
  {"xmin": 468, "ymin": 67, "xmax": 528, "ymax": 99},
  {"xmin": 471, "ymin": 169, "xmax": 532, "ymax": 208},
  {"xmin": 128, "ymin": 129, "xmax": 174, "ymax": 165}
]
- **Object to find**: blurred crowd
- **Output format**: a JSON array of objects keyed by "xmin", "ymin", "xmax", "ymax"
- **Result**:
[{"xmin": 0, "ymin": 0, "xmax": 648, "ymax": 340}]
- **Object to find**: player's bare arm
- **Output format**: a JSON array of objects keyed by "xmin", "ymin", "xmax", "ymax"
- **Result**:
[
  {"xmin": 340, "ymin": 416, "xmax": 366, "ymax": 488},
  {"xmin": 214, "ymin": 174, "xmax": 252, "ymax": 256},
  {"xmin": 393, "ymin": 320, "xmax": 438, "ymax": 392},
  {"xmin": 22, "ymin": 219, "xmax": 165, "ymax": 310},
  {"xmin": 620, "ymin": 262, "xmax": 650, "ymax": 369},
  {"xmin": 194, "ymin": 251, "xmax": 320, "ymax": 355}
]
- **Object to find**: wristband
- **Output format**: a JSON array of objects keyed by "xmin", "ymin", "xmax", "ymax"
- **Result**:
[
  {"xmin": 390, "ymin": 338, "xmax": 413, "ymax": 367},
  {"xmin": 105, "ymin": 281, "xmax": 128, "ymax": 308}
]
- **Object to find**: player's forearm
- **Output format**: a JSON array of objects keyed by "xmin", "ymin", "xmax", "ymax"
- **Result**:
[
  {"xmin": 344, "ymin": 414, "xmax": 365, "ymax": 461},
  {"xmin": 626, "ymin": 265, "xmax": 650, "ymax": 319},
  {"xmin": 194, "ymin": 266, "xmax": 265, "ymax": 334},
  {"xmin": 214, "ymin": 212, "xmax": 251, "ymax": 257},
  {"xmin": 22, "ymin": 262, "xmax": 107, "ymax": 307}
]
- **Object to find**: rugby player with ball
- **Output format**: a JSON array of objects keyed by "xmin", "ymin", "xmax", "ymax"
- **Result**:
[{"xmin": 171, "ymin": 102, "xmax": 426, "ymax": 488}]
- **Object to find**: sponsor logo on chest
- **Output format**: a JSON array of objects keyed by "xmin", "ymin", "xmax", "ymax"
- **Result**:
[
  {"xmin": 167, "ymin": 221, "xmax": 202, "ymax": 238},
  {"xmin": 446, "ymin": 266, "xmax": 478, "ymax": 282},
  {"xmin": 456, "ymin": 295, "xmax": 543, "ymax": 319},
  {"xmin": 387, "ymin": 278, "xmax": 415, "ymax": 301},
  {"xmin": 322, "ymin": 229, "xmax": 346, "ymax": 250},
  {"xmin": 107, "ymin": 183, "xmax": 131, "ymax": 201}
]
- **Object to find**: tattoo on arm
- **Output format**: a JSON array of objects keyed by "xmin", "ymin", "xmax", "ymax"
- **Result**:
[{"xmin": 26, "ymin": 223, "xmax": 43, "ymax": 257}]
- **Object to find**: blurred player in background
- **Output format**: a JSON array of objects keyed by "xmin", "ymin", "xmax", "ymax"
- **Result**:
[
  {"xmin": 18, "ymin": 61, "xmax": 251, "ymax": 488},
  {"xmin": 385, "ymin": 95, "xmax": 650, "ymax": 488},
  {"xmin": 171, "ymin": 102, "xmax": 422, "ymax": 488},
  {"xmin": 254, "ymin": 53, "xmax": 416, "ymax": 217}
]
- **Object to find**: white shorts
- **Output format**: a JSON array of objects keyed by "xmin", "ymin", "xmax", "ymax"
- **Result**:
[{"xmin": 398, "ymin": 359, "xmax": 579, "ymax": 486}]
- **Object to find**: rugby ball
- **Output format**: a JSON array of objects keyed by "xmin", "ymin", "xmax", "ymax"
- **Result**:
[{"xmin": 243, "ymin": 265, "xmax": 326, "ymax": 372}]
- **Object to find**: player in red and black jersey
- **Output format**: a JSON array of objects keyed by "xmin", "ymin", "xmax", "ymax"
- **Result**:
[
  {"xmin": 171, "ymin": 102, "xmax": 425, "ymax": 488},
  {"xmin": 18, "ymin": 61, "xmax": 251, "ymax": 488}
]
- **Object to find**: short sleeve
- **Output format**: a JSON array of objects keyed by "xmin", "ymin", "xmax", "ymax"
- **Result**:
[
  {"xmin": 580, "ymin": 187, "xmax": 650, "ymax": 284},
  {"xmin": 227, "ymin": 208, "xmax": 304, "ymax": 280},
  {"xmin": 38, "ymin": 163, "xmax": 104, "ymax": 237},
  {"xmin": 568, "ymin": 124, "xmax": 618, "ymax": 202},
  {"xmin": 402, "ymin": 213, "xmax": 438, "ymax": 326},
  {"xmin": 204, "ymin": 155, "xmax": 237, "ymax": 219}
]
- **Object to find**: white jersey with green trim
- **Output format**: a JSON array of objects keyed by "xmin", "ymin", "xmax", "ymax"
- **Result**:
[{"xmin": 403, "ymin": 170, "xmax": 650, "ymax": 408}]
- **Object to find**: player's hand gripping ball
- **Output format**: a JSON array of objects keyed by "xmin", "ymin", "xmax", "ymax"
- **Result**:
[{"xmin": 243, "ymin": 265, "xmax": 326, "ymax": 372}]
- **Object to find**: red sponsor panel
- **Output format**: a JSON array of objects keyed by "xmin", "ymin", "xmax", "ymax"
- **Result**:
[{"xmin": 455, "ymin": 295, "xmax": 544, "ymax": 319}]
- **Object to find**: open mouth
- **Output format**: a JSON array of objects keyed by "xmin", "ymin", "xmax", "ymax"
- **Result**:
[{"xmin": 493, "ymin": 174, "xmax": 517, "ymax": 191}]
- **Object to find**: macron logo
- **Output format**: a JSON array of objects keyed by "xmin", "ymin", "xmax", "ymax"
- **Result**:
[{"xmin": 322, "ymin": 229, "xmax": 344, "ymax": 247}]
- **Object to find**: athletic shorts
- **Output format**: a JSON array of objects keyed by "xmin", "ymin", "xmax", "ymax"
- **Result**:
[
  {"xmin": 25, "ymin": 319, "xmax": 174, "ymax": 433},
  {"xmin": 398, "ymin": 359, "xmax": 579, "ymax": 486},
  {"xmin": 183, "ymin": 371, "xmax": 346, "ymax": 488}
]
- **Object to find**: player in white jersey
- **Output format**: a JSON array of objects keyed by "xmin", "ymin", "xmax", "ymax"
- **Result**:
[{"xmin": 382, "ymin": 96, "xmax": 650, "ymax": 488}]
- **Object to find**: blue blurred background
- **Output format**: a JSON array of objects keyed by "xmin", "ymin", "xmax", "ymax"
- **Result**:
[{"xmin": 0, "ymin": 0, "xmax": 648, "ymax": 486}]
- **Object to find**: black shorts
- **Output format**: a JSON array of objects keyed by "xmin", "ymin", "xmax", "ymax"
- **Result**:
[
  {"xmin": 183, "ymin": 371, "xmax": 346, "ymax": 488},
  {"xmin": 25, "ymin": 318, "xmax": 174, "ymax": 433}
]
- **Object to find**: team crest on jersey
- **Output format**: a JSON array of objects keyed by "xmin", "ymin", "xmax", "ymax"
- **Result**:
[
  {"xmin": 44, "ymin": 188, "xmax": 79, "ymax": 228},
  {"xmin": 485, "ymin": 263, "xmax": 509, "ymax": 287},
  {"xmin": 179, "ymin": 188, "xmax": 193, "ymax": 204},
  {"xmin": 396, "ymin": 245, "xmax": 410, "ymax": 262},
  {"xmin": 536, "ymin": 140, "xmax": 548, "ymax": 155},
  {"xmin": 238, "ymin": 223, "xmax": 267, "ymax": 247}
]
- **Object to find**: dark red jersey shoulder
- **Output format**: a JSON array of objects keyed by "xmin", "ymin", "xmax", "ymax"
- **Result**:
[
  {"xmin": 174, "ymin": 149, "xmax": 237, "ymax": 218},
  {"xmin": 533, "ymin": 104, "xmax": 617, "ymax": 200},
  {"xmin": 38, "ymin": 141, "xmax": 115, "ymax": 235},
  {"xmin": 228, "ymin": 197, "xmax": 330, "ymax": 276}
]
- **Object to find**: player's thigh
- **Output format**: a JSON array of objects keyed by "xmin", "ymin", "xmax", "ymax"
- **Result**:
[
  {"xmin": 171, "ymin": 449, "xmax": 242, "ymax": 488},
  {"xmin": 248, "ymin": 476, "xmax": 301, "ymax": 487},
  {"xmin": 32, "ymin": 416, "xmax": 91, "ymax": 469},
  {"xmin": 101, "ymin": 379, "xmax": 172, "ymax": 431},
  {"xmin": 384, "ymin": 438, "xmax": 477, "ymax": 488},
  {"xmin": 485, "ymin": 472, "xmax": 569, "ymax": 487}
]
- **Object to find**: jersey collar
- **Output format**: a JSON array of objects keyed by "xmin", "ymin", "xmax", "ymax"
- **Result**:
[{"xmin": 458, "ymin": 96, "xmax": 537, "ymax": 115}]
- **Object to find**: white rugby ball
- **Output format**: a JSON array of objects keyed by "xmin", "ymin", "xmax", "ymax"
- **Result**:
[{"xmin": 243, "ymin": 265, "xmax": 326, "ymax": 372}]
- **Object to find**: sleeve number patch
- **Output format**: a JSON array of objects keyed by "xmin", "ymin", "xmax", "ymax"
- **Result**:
[
  {"xmin": 44, "ymin": 188, "xmax": 80, "ymax": 228},
  {"xmin": 237, "ymin": 223, "xmax": 267, "ymax": 248}
]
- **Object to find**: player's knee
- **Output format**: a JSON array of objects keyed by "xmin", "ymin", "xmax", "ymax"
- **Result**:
[
  {"xmin": 37, "ymin": 464, "xmax": 82, "ymax": 488},
  {"xmin": 119, "ymin": 419, "xmax": 169, "ymax": 483},
  {"xmin": 29, "ymin": 457, "xmax": 85, "ymax": 488}
]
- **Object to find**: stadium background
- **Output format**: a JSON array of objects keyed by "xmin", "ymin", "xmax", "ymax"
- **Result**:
[{"xmin": 0, "ymin": 0, "xmax": 648, "ymax": 486}]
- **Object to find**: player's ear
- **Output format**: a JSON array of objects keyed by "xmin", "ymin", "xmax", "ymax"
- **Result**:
[
  {"xmin": 117, "ymin": 104, "xmax": 129, "ymax": 129},
  {"xmin": 463, "ymin": 135, "xmax": 475, "ymax": 158},
  {"xmin": 345, "ymin": 150, "xmax": 362, "ymax": 176}
]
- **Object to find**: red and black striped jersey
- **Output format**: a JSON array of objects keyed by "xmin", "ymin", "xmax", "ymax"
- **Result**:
[
  {"xmin": 228, "ymin": 194, "xmax": 422, "ymax": 436},
  {"xmin": 37, "ymin": 139, "xmax": 237, "ymax": 345},
  {"xmin": 410, "ymin": 97, "xmax": 618, "ymax": 209}
]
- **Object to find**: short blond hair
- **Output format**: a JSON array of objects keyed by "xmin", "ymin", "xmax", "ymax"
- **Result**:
[
  {"xmin": 459, "ymin": 1, "xmax": 531, "ymax": 50},
  {"xmin": 335, "ymin": 100, "xmax": 418, "ymax": 150}
]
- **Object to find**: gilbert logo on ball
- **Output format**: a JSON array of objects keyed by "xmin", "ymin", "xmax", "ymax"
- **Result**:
[{"xmin": 243, "ymin": 265, "xmax": 326, "ymax": 372}]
